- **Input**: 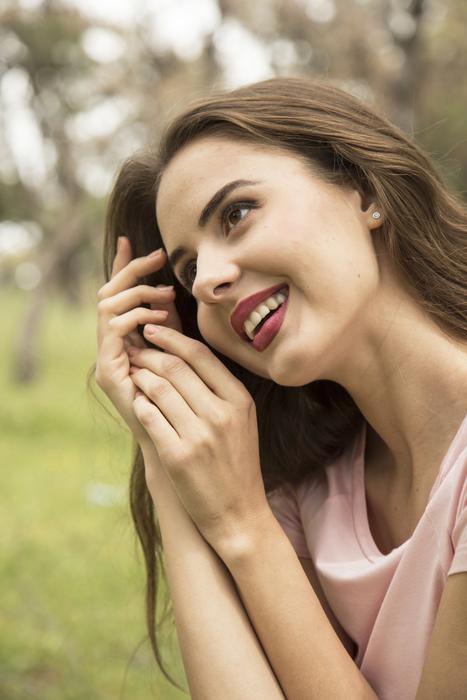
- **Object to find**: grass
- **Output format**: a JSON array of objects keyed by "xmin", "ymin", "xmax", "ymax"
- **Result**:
[{"xmin": 0, "ymin": 288, "xmax": 188, "ymax": 700}]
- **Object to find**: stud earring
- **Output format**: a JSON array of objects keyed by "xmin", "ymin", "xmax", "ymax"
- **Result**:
[{"xmin": 372, "ymin": 211, "xmax": 382, "ymax": 220}]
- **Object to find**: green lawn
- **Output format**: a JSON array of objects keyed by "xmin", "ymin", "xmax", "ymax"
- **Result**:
[{"xmin": 0, "ymin": 289, "xmax": 188, "ymax": 700}]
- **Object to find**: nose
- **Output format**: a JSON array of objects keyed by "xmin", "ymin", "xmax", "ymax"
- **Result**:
[{"xmin": 191, "ymin": 246, "xmax": 241, "ymax": 303}]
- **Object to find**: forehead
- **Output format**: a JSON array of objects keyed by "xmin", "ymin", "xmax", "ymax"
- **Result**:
[{"xmin": 156, "ymin": 137, "xmax": 308, "ymax": 235}]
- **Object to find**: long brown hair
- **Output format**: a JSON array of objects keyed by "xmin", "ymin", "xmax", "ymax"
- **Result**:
[{"xmin": 101, "ymin": 77, "xmax": 467, "ymax": 688}]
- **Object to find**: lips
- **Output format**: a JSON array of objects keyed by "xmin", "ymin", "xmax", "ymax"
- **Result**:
[{"xmin": 230, "ymin": 283, "xmax": 288, "ymax": 341}]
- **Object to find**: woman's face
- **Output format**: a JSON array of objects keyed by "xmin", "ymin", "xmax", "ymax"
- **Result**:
[{"xmin": 156, "ymin": 136, "xmax": 383, "ymax": 386}]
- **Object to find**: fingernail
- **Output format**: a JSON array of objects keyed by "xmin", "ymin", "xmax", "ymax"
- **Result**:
[
  {"xmin": 155, "ymin": 284, "xmax": 173, "ymax": 290},
  {"xmin": 145, "ymin": 324, "xmax": 162, "ymax": 335},
  {"xmin": 117, "ymin": 236, "xmax": 125, "ymax": 250},
  {"xmin": 148, "ymin": 248, "xmax": 163, "ymax": 257}
]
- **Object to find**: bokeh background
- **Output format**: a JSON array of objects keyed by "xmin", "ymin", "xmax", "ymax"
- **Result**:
[{"xmin": 1, "ymin": 0, "xmax": 466, "ymax": 698}]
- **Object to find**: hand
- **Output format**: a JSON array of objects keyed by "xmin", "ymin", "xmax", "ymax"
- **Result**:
[
  {"xmin": 95, "ymin": 236, "xmax": 182, "ymax": 450},
  {"xmin": 127, "ymin": 324, "xmax": 272, "ymax": 556}
]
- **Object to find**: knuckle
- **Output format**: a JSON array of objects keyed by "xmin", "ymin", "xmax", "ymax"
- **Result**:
[
  {"xmin": 107, "ymin": 315, "xmax": 119, "ymax": 328},
  {"xmin": 190, "ymin": 341, "xmax": 208, "ymax": 359},
  {"xmin": 210, "ymin": 408, "xmax": 230, "ymax": 429},
  {"xmin": 191, "ymin": 427, "xmax": 211, "ymax": 451},
  {"xmin": 170, "ymin": 449, "xmax": 191, "ymax": 473},
  {"xmin": 128, "ymin": 286, "xmax": 143, "ymax": 303},
  {"xmin": 238, "ymin": 392, "xmax": 255, "ymax": 411},
  {"xmin": 161, "ymin": 355, "xmax": 185, "ymax": 375},
  {"xmin": 96, "ymin": 284, "xmax": 109, "ymax": 301},
  {"xmin": 230, "ymin": 381, "xmax": 254, "ymax": 409},
  {"xmin": 148, "ymin": 376, "xmax": 171, "ymax": 399},
  {"xmin": 134, "ymin": 400, "xmax": 153, "ymax": 425},
  {"xmin": 97, "ymin": 297, "xmax": 112, "ymax": 314}
]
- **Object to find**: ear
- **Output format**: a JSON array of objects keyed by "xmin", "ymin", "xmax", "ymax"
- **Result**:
[
  {"xmin": 355, "ymin": 189, "xmax": 384, "ymax": 230},
  {"xmin": 367, "ymin": 205, "xmax": 384, "ymax": 230}
]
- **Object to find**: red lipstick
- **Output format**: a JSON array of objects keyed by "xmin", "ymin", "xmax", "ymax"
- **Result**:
[
  {"xmin": 230, "ymin": 283, "xmax": 288, "ymax": 342},
  {"xmin": 251, "ymin": 296, "xmax": 289, "ymax": 352}
]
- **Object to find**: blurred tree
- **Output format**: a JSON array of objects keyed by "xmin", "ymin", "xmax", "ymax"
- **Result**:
[
  {"xmin": 383, "ymin": 0, "xmax": 427, "ymax": 132},
  {"xmin": 0, "ymin": 0, "xmax": 222, "ymax": 381},
  {"xmin": 1, "ymin": 3, "xmax": 104, "ymax": 380}
]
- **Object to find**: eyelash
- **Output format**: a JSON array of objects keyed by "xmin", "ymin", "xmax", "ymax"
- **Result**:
[{"xmin": 178, "ymin": 199, "xmax": 258, "ymax": 291}]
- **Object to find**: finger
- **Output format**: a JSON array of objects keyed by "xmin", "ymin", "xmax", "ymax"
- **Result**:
[
  {"xmin": 98, "ymin": 284, "xmax": 174, "ymax": 316},
  {"xmin": 131, "ymin": 368, "xmax": 200, "ymax": 440},
  {"xmin": 133, "ymin": 391, "xmax": 180, "ymax": 461},
  {"xmin": 99, "ymin": 248, "xmax": 168, "ymax": 300},
  {"xmin": 111, "ymin": 236, "xmax": 133, "ymax": 278},
  {"xmin": 151, "ymin": 298, "xmax": 183, "ymax": 333},
  {"xmin": 128, "ymin": 346, "xmax": 218, "ymax": 418},
  {"xmin": 108, "ymin": 308, "xmax": 169, "ymax": 337},
  {"xmin": 141, "ymin": 325, "xmax": 247, "ymax": 403},
  {"xmin": 98, "ymin": 305, "xmax": 167, "ymax": 354}
]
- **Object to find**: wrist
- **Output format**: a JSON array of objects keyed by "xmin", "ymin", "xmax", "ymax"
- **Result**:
[{"xmin": 213, "ymin": 504, "xmax": 279, "ymax": 569}]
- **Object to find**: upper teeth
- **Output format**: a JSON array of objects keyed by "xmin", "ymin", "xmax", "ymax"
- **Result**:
[{"xmin": 243, "ymin": 288, "xmax": 288, "ymax": 340}]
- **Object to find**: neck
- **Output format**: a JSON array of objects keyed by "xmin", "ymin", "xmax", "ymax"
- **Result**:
[{"xmin": 330, "ymin": 267, "xmax": 467, "ymax": 493}]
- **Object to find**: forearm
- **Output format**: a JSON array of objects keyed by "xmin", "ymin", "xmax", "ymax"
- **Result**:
[
  {"xmin": 142, "ymin": 449, "xmax": 285, "ymax": 700},
  {"xmin": 221, "ymin": 511, "xmax": 379, "ymax": 700}
]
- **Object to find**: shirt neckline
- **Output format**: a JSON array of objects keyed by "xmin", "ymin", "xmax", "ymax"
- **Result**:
[{"xmin": 351, "ymin": 413, "xmax": 467, "ymax": 561}]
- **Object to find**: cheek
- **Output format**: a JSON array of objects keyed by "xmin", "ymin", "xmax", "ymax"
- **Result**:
[
  {"xmin": 197, "ymin": 308, "xmax": 270, "ymax": 377},
  {"xmin": 196, "ymin": 307, "xmax": 227, "ymax": 351}
]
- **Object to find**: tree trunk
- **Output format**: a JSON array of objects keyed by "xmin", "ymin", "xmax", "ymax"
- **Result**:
[
  {"xmin": 12, "ymin": 211, "xmax": 88, "ymax": 383},
  {"xmin": 386, "ymin": 0, "xmax": 426, "ymax": 133}
]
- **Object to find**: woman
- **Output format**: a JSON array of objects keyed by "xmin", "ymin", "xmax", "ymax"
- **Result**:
[{"xmin": 95, "ymin": 78, "xmax": 467, "ymax": 699}]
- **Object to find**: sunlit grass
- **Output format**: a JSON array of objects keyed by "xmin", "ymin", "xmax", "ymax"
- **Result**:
[{"xmin": 0, "ymin": 289, "xmax": 187, "ymax": 700}]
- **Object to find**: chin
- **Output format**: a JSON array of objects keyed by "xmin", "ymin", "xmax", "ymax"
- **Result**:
[
  {"xmin": 267, "ymin": 371, "xmax": 312, "ymax": 388},
  {"xmin": 266, "ymin": 353, "xmax": 321, "ymax": 387},
  {"xmin": 200, "ymin": 327, "xmax": 317, "ymax": 386}
]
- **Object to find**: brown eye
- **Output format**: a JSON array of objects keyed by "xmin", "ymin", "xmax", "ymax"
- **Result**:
[
  {"xmin": 186, "ymin": 262, "xmax": 197, "ymax": 284},
  {"xmin": 227, "ymin": 208, "xmax": 245, "ymax": 227},
  {"xmin": 222, "ymin": 203, "xmax": 253, "ymax": 233},
  {"xmin": 180, "ymin": 260, "xmax": 197, "ymax": 291}
]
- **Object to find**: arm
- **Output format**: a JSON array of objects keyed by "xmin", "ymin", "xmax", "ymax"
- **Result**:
[
  {"xmin": 415, "ymin": 571, "xmax": 467, "ymax": 699},
  {"xmin": 218, "ymin": 511, "xmax": 379, "ymax": 700},
  {"xmin": 143, "ymin": 446, "xmax": 285, "ymax": 700},
  {"xmin": 129, "ymin": 326, "xmax": 375, "ymax": 700},
  {"xmin": 95, "ymin": 241, "xmax": 283, "ymax": 698},
  {"xmin": 298, "ymin": 556, "xmax": 357, "ymax": 658}
]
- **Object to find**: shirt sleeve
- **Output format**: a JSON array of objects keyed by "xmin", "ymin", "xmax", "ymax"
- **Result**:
[
  {"xmin": 266, "ymin": 483, "xmax": 310, "ymax": 558},
  {"xmin": 448, "ymin": 479, "xmax": 467, "ymax": 576}
]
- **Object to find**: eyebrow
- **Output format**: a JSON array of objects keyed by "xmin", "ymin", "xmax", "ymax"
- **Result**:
[{"xmin": 167, "ymin": 178, "xmax": 261, "ymax": 271}]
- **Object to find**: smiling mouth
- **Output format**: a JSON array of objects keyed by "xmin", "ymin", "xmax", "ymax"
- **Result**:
[
  {"xmin": 243, "ymin": 287, "xmax": 289, "ymax": 341},
  {"xmin": 247, "ymin": 290, "xmax": 289, "ymax": 352}
]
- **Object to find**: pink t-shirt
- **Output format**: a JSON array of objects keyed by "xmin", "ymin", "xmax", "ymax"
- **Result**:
[{"xmin": 266, "ymin": 414, "xmax": 467, "ymax": 700}]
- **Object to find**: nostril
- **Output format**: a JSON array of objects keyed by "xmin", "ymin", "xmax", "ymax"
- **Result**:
[{"xmin": 213, "ymin": 282, "xmax": 231, "ymax": 296}]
